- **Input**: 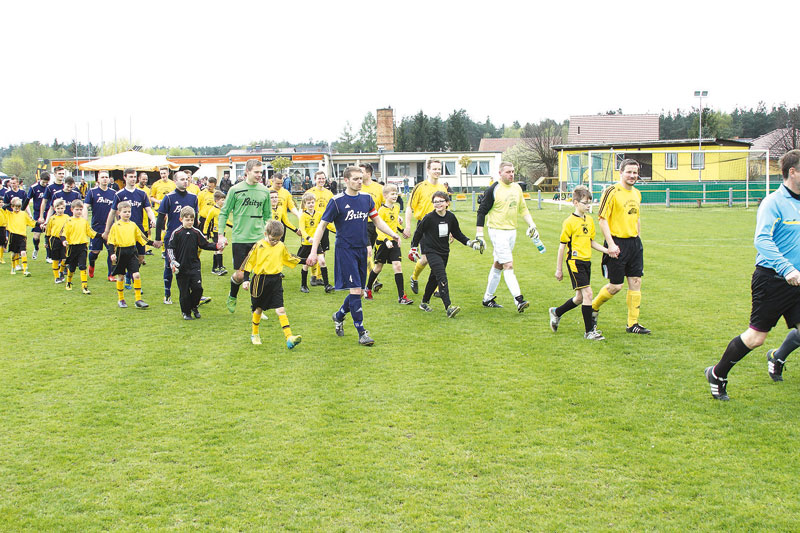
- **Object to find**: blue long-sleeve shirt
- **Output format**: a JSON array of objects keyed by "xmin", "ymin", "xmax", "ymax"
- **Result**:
[{"xmin": 755, "ymin": 184, "xmax": 800, "ymax": 278}]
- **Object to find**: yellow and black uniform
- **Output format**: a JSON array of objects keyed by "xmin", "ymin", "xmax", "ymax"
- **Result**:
[
  {"xmin": 107, "ymin": 220, "xmax": 150, "ymax": 276},
  {"xmin": 204, "ymin": 205, "xmax": 221, "ymax": 239},
  {"xmin": 297, "ymin": 210, "xmax": 317, "ymax": 260},
  {"xmin": 150, "ymin": 179, "xmax": 176, "ymax": 210},
  {"xmin": 361, "ymin": 180, "xmax": 385, "ymax": 247},
  {"xmin": 197, "ymin": 188, "xmax": 216, "ymax": 229},
  {"xmin": 45, "ymin": 214, "xmax": 70, "ymax": 261},
  {"xmin": 478, "ymin": 180, "xmax": 530, "ymax": 230},
  {"xmin": 310, "ymin": 185, "xmax": 335, "ymax": 253},
  {"xmin": 374, "ymin": 203, "xmax": 403, "ymax": 264},
  {"xmin": 409, "ymin": 180, "xmax": 448, "ymax": 223},
  {"xmin": 271, "ymin": 194, "xmax": 297, "ymax": 242},
  {"xmin": 596, "ymin": 183, "xmax": 643, "ymax": 285},
  {"xmin": 560, "ymin": 213, "xmax": 595, "ymax": 290},
  {"xmin": 0, "ymin": 208, "xmax": 7, "ymax": 259},
  {"xmin": 241, "ymin": 238, "xmax": 300, "ymax": 311},
  {"xmin": 6, "ymin": 210, "xmax": 35, "ymax": 254},
  {"xmin": 137, "ymin": 184, "xmax": 152, "ymax": 236},
  {"xmin": 62, "ymin": 216, "xmax": 97, "ymax": 273},
  {"xmin": 186, "ymin": 182, "xmax": 200, "ymax": 196}
]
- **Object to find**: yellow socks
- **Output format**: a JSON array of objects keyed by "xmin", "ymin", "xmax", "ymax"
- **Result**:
[
  {"xmin": 59, "ymin": 260, "xmax": 66, "ymax": 275},
  {"xmin": 412, "ymin": 261, "xmax": 425, "ymax": 281},
  {"xmin": 67, "ymin": 271, "xmax": 74, "ymax": 283},
  {"xmin": 116, "ymin": 279, "xmax": 125, "ymax": 301},
  {"xmin": 133, "ymin": 278, "xmax": 142, "ymax": 301},
  {"xmin": 80, "ymin": 269, "xmax": 88, "ymax": 289},
  {"xmin": 53, "ymin": 262, "xmax": 61, "ymax": 280},
  {"xmin": 0, "ymin": 247, "xmax": 5, "ymax": 263},
  {"xmin": 592, "ymin": 286, "xmax": 614, "ymax": 311},
  {"xmin": 21, "ymin": 256, "xmax": 27, "ymax": 272},
  {"xmin": 252, "ymin": 311, "xmax": 261, "ymax": 336},
  {"xmin": 627, "ymin": 290, "xmax": 642, "ymax": 327},
  {"xmin": 279, "ymin": 314, "xmax": 293, "ymax": 339},
  {"xmin": 313, "ymin": 262, "xmax": 321, "ymax": 278}
]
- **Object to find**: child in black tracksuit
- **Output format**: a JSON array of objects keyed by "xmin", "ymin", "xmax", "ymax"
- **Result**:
[
  {"xmin": 410, "ymin": 191, "xmax": 483, "ymax": 318},
  {"xmin": 167, "ymin": 206, "xmax": 220, "ymax": 319}
]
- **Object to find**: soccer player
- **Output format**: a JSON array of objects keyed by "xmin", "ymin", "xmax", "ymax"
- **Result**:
[
  {"xmin": 297, "ymin": 192, "xmax": 317, "ymax": 293},
  {"xmin": 154, "ymin": 171, "xmax": 199, "ymax": 305},
  {"xmin": 591, "ymin": 158, "xmax": 650, "ymax": 334},
  {"xmin": 203, "ymin": 190, "xmax": 228, "ymax": 275},
  {"xmin": 358, "ymin": 163, "xmax": 384, "ymax": 271},
  {"xmin": 149, "ymin": 166, "xmax": 175, "ymax": 210},
  {"xmin": 3, "ymin": 176, "xmax": 28, "ymax": 212},
  {"xmin": 270, "ymin": 189, "xmax": 299, "ymax": 240},
  {"xmin": 705, "ymin": 150, "xmax": 800, "ymax": 400},
  {"xmin": 50, "ymin": 177, "xmax": 82, "ymax": 217},
  {"xmin": 197, "ymin": 176, "xmax": 217, "ymax": 231},
  {"xmin": 550, "ymin": 186, "xmax": 609, "ymax": 340},
  {"xmin": 404, "ymin": 159, "xmax": 448, "ymax": 294},
  {"xmin": 40, "ymin": 167, "xmax": 66, "ymax": 226},
  {"xmin": 366, "ymin": 183, "xmax": 412, "ymax": 304},
  {"xmin": 84, "ymin": 171, "xmax": 117, "ymax": 280},
  {"xmin": 108, "ymin": 201, "xmax": 152, "ymax": 309},
  {"xmin": 60, "ymin": 199, "xmax": 96, "ymax": 294},
  {"xmin": 26, "ymin": 171, "xmax": 50, "ymax": 260},
  {"xmin": 167, "ymin": 206, "xmax": 221, "ymax": 320},
  {"xmin": 306, "ymin": 166, "xmax": 402, "ymax": 346},
  {"xmin": 137, "ymin": 172, "xmax": 154, "ymax": 257},
  {"xmin": 270, "ymin": 173, "xmax": 301, "ymax": 242},
  {"xmin": 5, "ymin": 197, "xmax": 35, "ymax": 276},
  {"xmin": 0, "ymin": 200, "xmax": 7, "ymax": 264},
  {"xmin": 238, "ymin": 219, "xmax": 302, "ymax": 348},
  {"xmin": 308, "ymin": 170, "xmax": 334, "ymax": 286},
  {"xmin": 411, "ymin": 191, "xmax": 483, "ymax": 317},
  {"xmin": 475, "ymin": 161, "xmax": 538, "ymax": 313},
  {"xmin": 186, "ymin": 173, "xmax": 201, "ymax": 196},
  {"xmin": 218, "ymin": 159, "xmax": 272, "ymax": 313},
  {"xmin": 45, "ymin": 198, "xmax": 70, "ymax": 282}
]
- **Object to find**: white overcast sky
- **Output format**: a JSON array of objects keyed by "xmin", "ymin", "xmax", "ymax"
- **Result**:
[{"xmin": 3, "ymin": 0, "xmax": 797, "ymax": 148}]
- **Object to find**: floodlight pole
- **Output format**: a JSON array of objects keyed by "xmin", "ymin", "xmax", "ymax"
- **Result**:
[{"xmin": 694, "ymin": 90, "xmax": 708, "ymax": 182}]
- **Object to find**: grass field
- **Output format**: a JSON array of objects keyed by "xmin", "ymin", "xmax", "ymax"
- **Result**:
[{"xmin": 2, "ymin": 202, "xmax": 799, "ymax": 531}]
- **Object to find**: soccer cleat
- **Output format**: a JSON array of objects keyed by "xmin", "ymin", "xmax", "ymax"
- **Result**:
[
  {"xmin": 365, "ymin": 289, "xmax": 373, "ymax": 300},
  {"xmin": 88, "ymin": 266, "xmax": 94, "ymax": 278},
  {"xmin": 705, "ymin": 366, "xmax": 730, "ymax": 401},
  {"xmin": 626, "ymin": 323, "xmax": 651, "ymax": 335},
  {"xmin": 372, "ymin": 280, "xmax": 383, "ymax": 293},
  {"xmin": 134, "ymin": 300, "xmax": 149, "ymax": 309},
  {"xmin": 332, "ymin": 312, "xmax": 345, "ymax": 337},
  {"xmin": 10, "ymin": 268, "xmax": 16, "ymax": 275},
  {"xmin": 124, "ymin": 282, "xmax": 132, "ymax": 290},
  {"xmin": 419, "ymin": 302, "xmax": 433, "ymax": 312},
  {"xmin": 251, "ymin": 334, "xmax": 261, "ymax": 345},
  {"xmin": 767, "ymin": 349, "xmax": 785, "ymax": 382},
  {"xmin": 446, "ymin": 305, "xmax": 461, "ymax": 318},
  {"xmin": 584, "ymin": 328, "xmax": 605, "ymax": 340},
  {"xmin": 65, "ymin": 282, "xmax": 73, "ymax": 291},
  {"xmin": 324, "ymin": 284, "xmax": 335, "ymax": 293},
  {"xmin": 54, "ymin": 275, "xmax": 63, "ymax": 283},
  {"xmin": 359, "ymin": 331, "xmax": 375, "ymax": 346},
  {"xmin": 23, "ymin": 270, "xmax": 31, "ymax": 277},
  {"xmin": 217, "ymin": 267, "xmax": 228, "ymax": 275},
  {"xmin": 549, "ymin": 307, "xmax": 561, "ymax": 332},
  {"xmin": 183, "ymin": 313, "xmax": 194, "ymax": 320},
  {"xmin": 198, "ymin": 296, "xmax": 211, "ymax": 306},
  {"xmin": 144, "ymin": 249, "xmax": 153, "ymax": 255},
  {"xmin": 398, "ymin": 295, "xmax": 414, "ymax": 305},
  {"xmin": 192, "ymin": 308, "xmax": 201, "ymax": 319},
  {"xmin": 410, "ymin": 277, "xmax": 418, "ymax": 294},
  {"xmin": 118, "ymin": 299, "xmax": 128, "ymax": 309},
  {"xmin": 516, "ymin": 299, "xmax": 530, "ymax": 313},
  {"xmin": 15, "ymin": 264, "xmax": 22, "ymax": 271},
  {"xmin": 286, "ymin": 335, "xmax": 302, "ymax": 349},
  {"xmin": 300, "ymin": 286, "xmax": 310, "ymax": 293},
  {"xmin": 482, "ymin": 297, "xmax": 503, "ymax": 308},
  {"xmin": 226, "ymin": 295, "xmax": 237, "ymax": 313},
  {"xmin": 163, "ymin": 296, "xmax": 173, "ymax": 305},
  {"xmin": 310, "ymin": 276, "xmax": 323, "ymax": 287},
  {"xmin": 108, "ymin": 276, "xmax": 116, "ymax": 282},
  {"xmin": 32, "ymin": 250, "xmax": 38, "ymax": 260},
  {"xmin": 82, "ymin": 287, "xmax": 91, "ymax": 294},
  {"xmin": 46, "ymin": 258, "xmax": 53, "ymax": 264}
]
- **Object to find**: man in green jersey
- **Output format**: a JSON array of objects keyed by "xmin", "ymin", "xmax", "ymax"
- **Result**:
[{"xmin": 217, "ymin": 159, "xmax": 272, "ymax": 312}]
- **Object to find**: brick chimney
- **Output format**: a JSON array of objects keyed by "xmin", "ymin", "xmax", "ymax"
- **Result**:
[{"xmin": 376, "ymin": 107, "xmax": 394, "ymax": 152}]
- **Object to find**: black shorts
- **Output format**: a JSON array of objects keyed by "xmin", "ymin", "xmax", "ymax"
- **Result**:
[
  {"xmin": 319, "ymin": 228, "xmax": 330, "ymax": 253},
  {"xmin": 8, "ymin": 233, "xmax": 26, "ymax": 254},
  {"xmin": 602, "ymin": 236, "xmax": 643, "ymax": 284},
  {"xmin": 232, "ymin": 242, "xmax": 257, "ymax": 270},
  {"xmin": 89, "ymin": 234, "xmax": 107, "ymax": 253},
  {"xmin": 49, "ymin": 237, "xmax": 65, "ymax": 260},
  {"xmin": 367, "ymin": 222, "xmax": 378, "ymax": 247},
  {"xmin": 750, "ymin": 266, "xmax": 800, "ymax": 332},
  {"xmin": 197, "ymin": 216, "xmax": 206, "ymax": 233},
  {"xmin": 0, "ymin": 226, "xmax": 7, "ymax": 247},
  {"xmin": 567, "ymin": 259, "xmax": 591, "ymax": 290},
  {"xmin": 111, "ymin": 247, "xmax": 140, "ymax": 276},
  {"xmin": 250, "ymin": 274, "xmax": 284, "ymax": 310},
  {"xmin": 66, "ymin": 243, "xmax": 88, "ymax": 271},
  {"xmin": 374, "ymin": 239, "xmax": 401, "ymax": 264},
  {"xmin": 296, "ymin": 244, "xmax": 312, "ymax": 261}
]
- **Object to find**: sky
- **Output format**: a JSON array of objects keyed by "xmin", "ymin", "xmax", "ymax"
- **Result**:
[{"xmin": 3, "ymin": 0, "xmax": 797, "ymax": 149}]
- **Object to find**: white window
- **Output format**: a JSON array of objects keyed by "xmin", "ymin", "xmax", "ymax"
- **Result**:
[
  {"xmin": 665, "ymin": 153, "xmax": 677, "ymax": 170},
  {"xmin": 614, "ymin": 153, "xmax": 625, "ymax": 170},
  {"xmin": 443, "ymin": 161, "xmax": 456, "ymax": 176},
  {"xmin": 467, "ymin": 161, "xmax": 491, "ymax": 175},
  {"xmin": 691, "ymin": 152, "xmax": 705, "ymax": 170}
]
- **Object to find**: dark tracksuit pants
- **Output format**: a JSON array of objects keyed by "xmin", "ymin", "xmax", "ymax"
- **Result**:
[
  {"xmin": 176, "ymin": 270, "xmax": 203, "ymax": 314},
  {"xmin": 423, "ymin": 251, "xmax": 451, "ymax": 309}
]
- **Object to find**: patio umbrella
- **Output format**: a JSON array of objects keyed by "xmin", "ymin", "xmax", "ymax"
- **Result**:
[{"xmin": 78, "ymin": 151, "xmax": 180, "ymax": 172}]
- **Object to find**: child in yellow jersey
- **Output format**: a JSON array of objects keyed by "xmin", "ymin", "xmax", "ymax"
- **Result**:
[
  {"xmin": 203, "ymin": 190, "xmax": 228, "ymax": 275},
  {"xmin": 44, "ymin": 198, "xmax": 70, "ymax": 282},
  {"xmin": 269, "ymin": 189, "xmax": 299, "ymax": 242},
  {"xmin": 108, "ymin": 201, "xmax": 153, "ymax": 309},
  {"xmin": 550, "ymin": 186, "xmax": 609, "ymax": 340},
  {"xmin": 296, "ymin": 192, "xmax": 325, "ymax": 293},
  {"xmin": 60, "ymin": 199, "xmax": 97, "ymax": 294},
  {"xmin": 137, "ymin": 173, "xmax": 153, "ymax": 260},
  {"xmin": 0, "ymin": 202, "xmax": 7, "ymax": 264},
  {"xmin": 237, "ymin": 219, "xmax": 302, "ymax": 349},
  {"xmin": 6, "ymin": 197, "xmax": 35, "ymax": 276},
  {"xmin": 365, "ymin": 183, "xmax": 412, "ymax": 304}
]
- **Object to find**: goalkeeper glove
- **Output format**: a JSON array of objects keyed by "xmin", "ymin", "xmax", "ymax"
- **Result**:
[
  {"xmin": 408, "ymin": 247, "xmax": 421, "ymax": 262},
  {"xmin": 526, "ymin": 225, "xmax": 539, "ymax": 240},
  {"xmin": 467, "ymin": 239, "xmax": 485, "ymax": 253}
]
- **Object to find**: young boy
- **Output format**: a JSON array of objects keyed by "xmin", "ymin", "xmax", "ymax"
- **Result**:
[
  {"xmin": 6, "ymin": 197, "xmax": 36, "ymax": 276},
  {"xmin": 167, "ymin": 206, "xmax": 221, "ymax": 320},
  {"xmin": 44, "ymin": 198, "xmax": 70, "ymax": 283},
  {"xmin": 60, "ymin": 199, "xmax": 97, "ymax": 294},
  {"xmin": 366, "ymin": 183, "xmax": 413, "ymax": 304},
  {"xmin": 237, "ymin": 219, "xmax": 302, "ymax": 349},
  {"xmin": 108, "ymin": 201, "xmax": 153, "ymax": 309},
  {"xmin": 410, "ymin": 190, "xmax": 483, "ymax": 317},
  {"xmin": 550, "ymin": 186, "xmax": 609, "ymax": 340},
  {"xmin": 203, "ymin": 190, "xmax": 228, "ymax": 275},
  {"xmin": 0, "ymin": 198, "xmax": 7, "ymax": 264},
  {"xmin": 297, "ymin": 191, "xmax": 326, "ymax": 293}
]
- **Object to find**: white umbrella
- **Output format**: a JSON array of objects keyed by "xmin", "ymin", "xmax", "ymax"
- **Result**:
[{"xmin": 78, "ymin": 151, "xmax": 180, "ymax": 172}]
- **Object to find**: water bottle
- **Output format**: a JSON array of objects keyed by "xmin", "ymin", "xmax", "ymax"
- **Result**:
[{"xmin": 531, "ymin": 235, "xmax": 546, "ymax": 254}]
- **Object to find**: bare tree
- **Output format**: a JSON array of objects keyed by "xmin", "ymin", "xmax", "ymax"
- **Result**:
[
  {"xmin": 520, "ymin": 120, "xmax": 563, "ymax": 177},
  {"xmin": 776, "ymin": 106, "xmax": 800, "ymax": 153}
]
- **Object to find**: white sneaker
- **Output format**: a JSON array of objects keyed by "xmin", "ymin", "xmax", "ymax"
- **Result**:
[
  {"xmin": 549, "ymin": 307, "xmax": 561, "ymax": 332},
  {"xmin": 584, "ymin": 328, "xmax": 605, "ymax": 341},
  {"xmin": 163, "ymin": 296, "xmax": 172, "ymax": 305},
  {"xmin": 32, "ymin": 250, "xmax": 38, "ymax": 260}
]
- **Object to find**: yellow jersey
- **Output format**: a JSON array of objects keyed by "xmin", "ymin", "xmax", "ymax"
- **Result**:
[
  {"xmin": 45, "ymin": 214, "xmax": 70, "ymax": 238},
  {"xmin": 186, "ymin": 183, "xmax": 201, "ymax": 196},
  {"xmin": 560, "ymin": 213, "xmax": 596, "ymax": 262},
  {"xmin": 63, "ymin": 216, "xmax": 97, "ymax": 245},
  {"xmin": 271, "ymin": 200, "xmax": 296, "ymax": 232},
  {"xmin": 108, "ymin": 220, "xmax": 149, "ymax": 248},
  {"xmin": 241, "ymin": 239, "xmax": 300, "ymax": 275},
  {"xmin": 0, "ymin": 207, "xmax": 7, "ymax": 227},
  {"xmin": 409, "ymin": 180, "xmax": 447, "ymax": 221},
  {"xmin": 485, "ymin": 181, "xmax": 530, "ymax": 230},
  {"xmin": 197, "ymin": 188, "xmax": 216, "ymax": 219},
  {"xmin": 273, "ymin": 187, "xmax": 297, "ymax": 216},
  {"xmin": 7, "ymin": 211, "xmax": 36, "ymax": 236},
  {"xmin": 376, "ymin": 203, "xmax": 403, "ymax": 242},
  {"xmin": 361, "ymin": 181, "xmax": 384, "ymax": 216},
  {"xmin": 137, "ymin": 184, "xmax": 151, "ymax": 198},
  {"xmin": 299, "ymin": 210, "xmax": 319, "ymax": 246},
  {"xmin": 597, "ymin": 183, "xmax": 641, "ymax": 239},
  {"xmin": 150, "ymin": 179, "xmax": 176, "ymax": 201}
]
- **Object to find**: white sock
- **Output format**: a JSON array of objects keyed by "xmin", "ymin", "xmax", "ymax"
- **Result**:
[
  {"xmin": 504, "ymin": 269, "xmax": 521, "ymax": 298},
  {"xmin": 484, "ymin": 267, "xmax": 502, "ymax": 302}
]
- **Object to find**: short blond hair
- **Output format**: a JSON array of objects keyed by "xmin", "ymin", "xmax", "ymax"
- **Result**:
[
  {"xmin": 383, "ymin": 183, "xmax": 398, "ymax": 195},
  {"xmin": 53, "ymin": 198, "xmax": 66, "ymax": 208},
  {"xmin": 265, "ymin": 219, "xmax": 284, "ymax": 238},
  {"xmin": 71, "ymin": 199, "xmax": 84, "ymax": 210},
  {"xmin": 180, "ymin": 206, "xmax": 196, "ymax": 219},
  {"xmin": 301, "ymin": 191, "xmax": 316, "ymax": 204}
]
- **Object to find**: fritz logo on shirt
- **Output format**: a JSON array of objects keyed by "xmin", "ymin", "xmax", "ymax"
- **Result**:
[
  {"xmin": 344, "ymin": 210, "xmax": 368, "ymax": 221},
  {"xmin": 241, "ymin": 198, "xmax": 263, "ymax": 208}
]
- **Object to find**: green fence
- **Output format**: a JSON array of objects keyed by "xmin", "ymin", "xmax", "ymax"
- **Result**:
[{"xmin": 589, "ymin": 180, "xmax": 782, "ymax": 206}]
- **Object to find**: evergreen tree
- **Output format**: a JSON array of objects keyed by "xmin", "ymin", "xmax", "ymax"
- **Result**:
[{"xmin": 446, "ymin": 109, "xmax": 470, "ymax": 151}]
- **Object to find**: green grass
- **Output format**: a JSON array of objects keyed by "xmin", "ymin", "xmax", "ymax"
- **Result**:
[{"xmin": 2, "ymin": 203, "xmax": 799, "ymax": 531}]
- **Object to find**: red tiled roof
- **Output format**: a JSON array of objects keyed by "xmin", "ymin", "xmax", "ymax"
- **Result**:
[
  {"xmin": 568, "ymin": 114, "xmax": 659, "ymax": 144},
  {"xmin": 478, "ymin": 138, "xmax": 524, "ymax": 152}
]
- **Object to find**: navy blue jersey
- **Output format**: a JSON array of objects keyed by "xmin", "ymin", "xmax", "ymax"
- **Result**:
[
  {"xmin": 3, "ymin": 188, "xmax": 27, "ymax": 211},
  {"xmin": 84, "ymin": 186, "xmax": 117, "ymax": 232},
  {"xmin": 158, "ymin": 189, "xmax": 198, "ymax": 243},
  {"xmin": 27, "ymin": 184, "xmax": 48, "ymax": 218},
  {"xmin": 320, "ymin": 192, "xmax": 377, "ymax": 249},
  {"xmin": 52, "ymin": 189, "xmax": 82, "ymax": 216},
  {"xmin": 44, "ymin": 182, "xmax": 65, "ymax": 213},
  {"xmin": 113, "ymin": 187, "xmax": 152, "ymax": 232}
]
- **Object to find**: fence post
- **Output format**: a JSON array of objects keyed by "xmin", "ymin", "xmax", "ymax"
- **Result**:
[
  {"xmin": 666, "ymin": 188, "xmax": 670, "ymax": 208},
  {"xmin": 702, "ymin": 183, "xmax": 706, "ymax": 205},
  {"xmin": 537, "ymin": 190, "xmax": 542, "ymax": 209},
  {"xmin": 729, "ymin": 187, "xmax": 733, "ymax": 207}
]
